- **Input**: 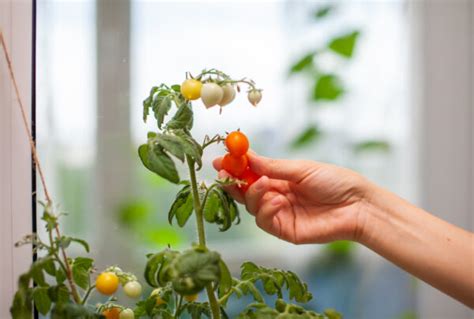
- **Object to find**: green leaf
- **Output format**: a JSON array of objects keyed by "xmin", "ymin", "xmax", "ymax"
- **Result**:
[
  {"xmin": 313, "ymin": 74, "xmax": 344, "ymax": 101},
  {"xmin": 291, "ymin": 126, "xmax": 321, "ymax": 149},
  {"xmin": 314, "ymin": 5, "xmax": 333, "ymax": 19},
  {"xmin": 353, "ymin": 140, "xmax": 390, "ymax": 154},
  {"xmin": 47, "ymin": 285, "xmax": 70, "ymax": 304},
  {"xmin": 326, "ymin": 240, "xmax": 354, "ymax": 256},
  {"xmin": 168, "ymin": 185, "xmax": 194, "ymax": 227},
  {"xmin": 143, "ymin": 86, "xmax": 158, "ymax": 122},
  {"xmin": 155, "ymin": 133, "xmax": 186, "ymax": 162},
  {"xmin": 51, "ymin": 303, "xmax": 102, "ymax": 319},
  {"xmin": 169, "ymin": 249, "xmax": 221, "ymax": 295},
  {"xmin": 324, "ymin": 308, "xmax": 343, "ymax": 319},
  {"xmin": 43, "ymin": 258, "xmax": 56, "ymax": 276},
  {"xmin": 57, "ymin": 236, "xmax": 71, "ymax": 249},
  {"xmin": 328, "ymin": 30, "xmax": 360, "ymax": 58},
  {"xmin": 153, "ymin": 94, "xmax": 172, "ymax": 129},
  {"xmin": 70, "ymin": 237, "xmax": 90, "ymax": 253},
  {"xmin": 138, "ymin": 143, "xmax": 180, "ymax": 184},
  {"xmin": 71, "ymin": 257, "xmax": 93, "ymax": 290},
  {"xmin": 144, "ymin": 252, "xmax": 166, "ymax": 287},
  {"xmin": 218, "ymin": 259, "xmax": 232, "ymax": 296},
  {"xmin": 290, "ymin": 53, "xmax": 314, "ymax": 74},
  {"xmin": 166, "ymin": 102, "xmax": 193, "ymax": 130},
  {"xmin": 174, "ymin": 130, "xmax": 203, "ymax": 169},
  {"xmin": 203, "ymin": 190, "xmax": 220, "ymax": 223},
  {"xmin": 30, "ymin": 260, "xmax": 47, "ymax": 287},
  {"xmin": 10, "ymin": 273, "xmax": 33, "ymax": 319},
  {"xmin": 55, "ymin": 267, "xmax": 66, "ymax": 284},
  {"xmin": 32, "ymin": 287, "xmax": 51, "ymax": 315},
  {"xmin": 171, "ymin": 84, "xmax": 181, "ymax": 92}
]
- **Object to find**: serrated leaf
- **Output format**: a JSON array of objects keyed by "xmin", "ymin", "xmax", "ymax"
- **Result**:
[
  {"xmin": 55, "ymin": 267, "xmax": 66, "ymax": 284},
  {"xmin": 43, "ymin": 257, "xmax": 56, "ymax": 276},
  {"xmin": 171, "ymin": 84, "xmax": 181, "ymax": 92},
  {"xmin": 30, "ymin": 261, "xmax": 47, "ymax": 287},
  {"xmin": 291, "ymin": 126, "xmax": 321, "ymax": 149},
  {"xmin": 153, "ymin": 95, "xmax": 172, "ymax": 129},
  {"xmin": 313, "ymin": 74, "xmax": 344, "ymax": 101},
  {"xmin": 32, "ymin": 287, "xmax": 51, "ymax": 315},
  {"xmin": 71, "ymin": 257, "xmax": 93, "ymax": 290},
  {"xmin": 166, "ymin": 102, "xmax": 193, "ymax": 130},
  {"xmin": 328, "ymin": 30, "xmax": 360, "ymax": 58}
]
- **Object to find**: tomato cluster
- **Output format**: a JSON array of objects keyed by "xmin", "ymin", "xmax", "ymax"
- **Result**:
[
  {"xmin": 222, "ymin": 131, "xmax": 261, "ymax": 192},
  {"xmin": 181, "ymin": 79, "xmax": 262, "ymax": 109}
]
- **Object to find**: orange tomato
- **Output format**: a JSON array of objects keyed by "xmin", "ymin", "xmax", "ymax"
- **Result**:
[
  {"xmin": 222, "ymin": 153, "xmax": 248, "ymax": 177},
  {"xmin": 225, "ymin": 131, "xmax": 249, "ymax": 157},
  {"xmin": 102, "ymin": 307, "xmax": 121, "ymax": 319},
  {"xmin": 239, "ymin": 168, "xmax": 261, "ymax": 192}
]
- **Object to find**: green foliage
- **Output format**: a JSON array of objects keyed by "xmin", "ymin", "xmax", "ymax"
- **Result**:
[
  {"xmin": 72, "ymin": 257, "xmax": 94, "ymax": 290},
  {"xmin": 202, "ymin": 185, "xmax": 240, "ymax": 231},
  {"xmin": 290, "ymin": 52, "xmax": 315, "ymax": 74},
  {"xmin": 237, "ymin": 300, "xmax": 342, "ymax": 319},
  {"xmin": 328, "ymin": 31, "xmax": 360, "ymax": 59},
  {"xmin": 353, "ymin": 140, "xmax": 390, "ymax": 154},
  {"xmin": 313, "ymin": 74, "xmax": 344, "ymax": 101},
  {"xmin": 168, "ymin": 185, "xmax": 194, "ymax": 227},
  {"xmin": 291, "ymin": 126, "xmax": 321, "ymax": 149},
  {"xmin": 314, "ymin": 5, "xmax": 333, "ymax": 20}
]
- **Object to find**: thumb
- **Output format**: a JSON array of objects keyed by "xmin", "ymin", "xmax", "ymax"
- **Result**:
[{"xmin": 247, "ymin": 152, "xmax": 313, "ymax": 183}]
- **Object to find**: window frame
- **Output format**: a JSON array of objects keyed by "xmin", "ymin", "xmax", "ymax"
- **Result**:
[{"xmin": 0, "ymin": 0, "xmax": 35, "ymax": 317}]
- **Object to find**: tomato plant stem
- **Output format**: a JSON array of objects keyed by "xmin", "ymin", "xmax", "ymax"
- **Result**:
[{"xmin": 186, "ymin": 156, "xmax": 221, "ymax": 319}]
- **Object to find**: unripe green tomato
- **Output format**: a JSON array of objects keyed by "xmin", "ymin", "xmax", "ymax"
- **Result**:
[
  {"xmin": 119, "ymin": 308, "xmax": 135, "ymax": 319},
  {"xmin": 247, "ymin": 89, "xmax": 262, "ymax": 106},
  {"xmin": 218, "ymin": 84, "xmax": 236, "ymax": 106},
  {"xmin": 123, "ymin": 281, "xmax": 142, "ymax": 299},
  {"xmin": 201, "ymin": 83, "xmax": 224, "ymax": 108}
]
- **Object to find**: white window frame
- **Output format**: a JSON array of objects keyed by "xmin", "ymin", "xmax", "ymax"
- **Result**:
[
  {"xmin": 0, "ymin": 0, "xmax": 34, "ymax": 317},
  {"xmin": 411, "ymin": 0, "xmax": 473, "ymax": 318}
]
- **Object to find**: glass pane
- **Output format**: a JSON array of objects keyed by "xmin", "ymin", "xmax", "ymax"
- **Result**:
[{"xmin": 36, "ymin": 1, "xmax": 416, "ymax": 318}]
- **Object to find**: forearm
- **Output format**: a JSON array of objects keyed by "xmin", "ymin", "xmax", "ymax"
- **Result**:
[{"xmin": 358, "ymin": 184, "xmax": 474, "ymax": 307}]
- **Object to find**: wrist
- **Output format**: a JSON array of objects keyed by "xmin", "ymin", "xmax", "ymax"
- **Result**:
[{"xmin": 353, "ymin": 181, "xmax": 394, "ymax": 246}]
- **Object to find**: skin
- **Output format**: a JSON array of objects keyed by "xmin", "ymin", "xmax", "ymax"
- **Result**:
[{"xmin": 213, "ymin": 152, "xmax": 474, "ymax": 308}]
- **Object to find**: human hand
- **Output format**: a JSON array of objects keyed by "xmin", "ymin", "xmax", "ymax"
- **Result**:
[{"xmin": 213, "ymin": 153, "xmax": 371, "ymax": 244}]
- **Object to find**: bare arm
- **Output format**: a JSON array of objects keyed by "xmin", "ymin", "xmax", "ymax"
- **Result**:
[
  {"xmin": 360, "ymin": 184, "xmax": 474, "ymax": 307},
  {"xmin": 213, "ymin": 153, "xmax": 474, "ymax": 307}
]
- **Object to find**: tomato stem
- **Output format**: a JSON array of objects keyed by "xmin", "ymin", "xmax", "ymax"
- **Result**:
[{"xmin": 186, "ymin": 155, "xmax": 221, "ymax": 319}]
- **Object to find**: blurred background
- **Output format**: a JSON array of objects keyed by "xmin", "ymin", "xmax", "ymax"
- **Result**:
[{"xmin": 35, "ymin": 1, "xmax": 473, "ymax": 318}]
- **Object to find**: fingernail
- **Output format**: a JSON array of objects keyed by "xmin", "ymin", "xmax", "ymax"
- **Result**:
[{"xmin": 271, "ymin": 196, "xmax": 281, "ymax": 206}]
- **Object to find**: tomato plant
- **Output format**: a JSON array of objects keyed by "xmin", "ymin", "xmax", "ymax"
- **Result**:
[{"xmin": 9, "ymin": 67, "xmax": 341, "ymax": 319}]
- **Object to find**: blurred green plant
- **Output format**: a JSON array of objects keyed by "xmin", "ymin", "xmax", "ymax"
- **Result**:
[{"xmin": 289, "ymin": 4, "xmax": 390, "ymax": 155}]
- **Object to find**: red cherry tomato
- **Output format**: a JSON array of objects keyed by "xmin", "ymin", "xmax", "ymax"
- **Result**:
[
  {"xmin": 225, "ymin": 131, "xmax": 249, "ymax": 157},
  {"xmin": 239, "ymin": 168, "xmax": 261, "ymax": 192},
  {"xmin": 222, "ymin": 153, "xmax": 248, "ymax": 177}
]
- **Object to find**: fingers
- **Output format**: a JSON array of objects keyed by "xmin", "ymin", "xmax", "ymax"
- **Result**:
[
  {"xmin": 217, "ymin": 170, "xmax": 245, "ymax": 203},
  {"xmin": 244, "ymin": 176, "xmax": 270, "ymax": 215},
  {"xmin": 213, "ymin": 156, "xmax": 223, "ymax": 171},
  {"xmin": 247, "ymin": 152, "xmax": 315, "ymax": 183},
  {"xmin": 254, "ymin": 193, "xmax": 286, "ymax": 239}
]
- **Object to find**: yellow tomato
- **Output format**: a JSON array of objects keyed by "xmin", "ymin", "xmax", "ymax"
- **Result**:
[
  {"xmin": 102, "ymin": 307, "xmax": 121, "ymax": 319},
  {"xmin": 95, "ymin": 272, "xmax": 119, "ymax": 296},
  {"xmin": 184, "ymin": 294, "xmax": 198, "ymax": 302},
  {"xmin": 181, "ymin": 79, "xmax": 202, "ymax": 100}
]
